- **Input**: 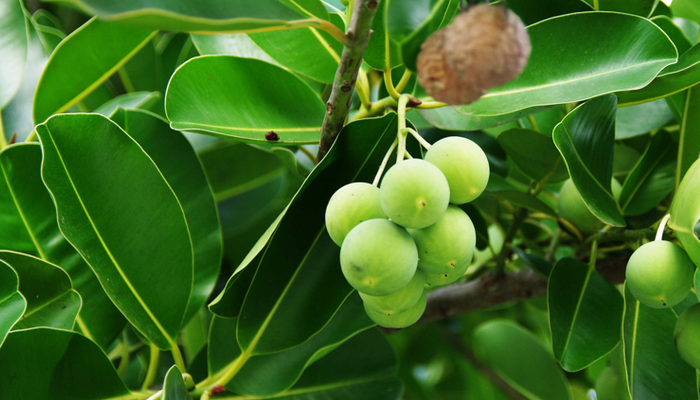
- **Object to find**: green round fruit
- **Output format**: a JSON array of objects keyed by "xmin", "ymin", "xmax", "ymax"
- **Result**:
[
  {"xmin": 595, "ymin": 367, "xmax": 629, "ymax": 400},
  {"xmin": 408, "ymin": 206, "xmax": 476, "ymax": 274},
  {"xmin": 340, "ymin": 219, "xmax": 418, "ymax": 296},
  {"xmin": 626, "ymin": 240, "xmax": 694, "ymax": 308},
  {"xmin": 380, "ymin": 159, "xmax": 450, "ymax": 229},
  {"xmin": 674, "ymin": 303, "xmax": 700, "ymax": 370},
  {"xmin": 325, "ymin": 182, "xmax": 387, "ymax": 246},
  {"xmin": 424, "ymin": 260, "xmax": 470, "ymax": 287},
  {"xmin": 364, "ymin": 290, "xmax": 427, "ymax": 328},
  {"xmin": 424, "ymin": 136, "xmax": 489, "ymax": 204},
  {"xmin": 557, "ymin": 179, "xmax": 622, "ymax": 234},
  {"xmin": 360, "ymin": 270, "xmax": 426, "ymax": 314}
]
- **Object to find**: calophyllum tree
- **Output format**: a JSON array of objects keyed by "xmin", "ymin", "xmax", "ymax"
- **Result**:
[{"xmin": 1, "ymin": 0, "xmax": 700, "ymax": 399}]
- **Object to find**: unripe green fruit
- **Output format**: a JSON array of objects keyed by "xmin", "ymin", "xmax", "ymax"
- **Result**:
[
  {"xmin": 409, "ymin": 206, "xmax": 476, "ymax": 274},
  {"xmin": 364, "ymin": 290, "xmax": 428, "ymax": 328},
  {"xmin": 595, "ymin": 367, "xmax": 630, "ymax": 400},
  {"xmin": 380, "ymin": 159, "xmax": 450, "ymax": 229},
  {"xmin": 424, "ymin": 259, "xmax": 470, "ymax": 287},
  {"xmin": 424, "ymin": 136, "xmax": 489, "ymax": 204},
  {"xmin": 325, "ymin": 182, "xmax": 387, "ymax": 246},
  {"xmin": 626, "ymin": 240, "xmax": 694, "ymax": 308},
  {"xmin": 674, "ymin": 303, "xmax": 700, "ymax": 370},
  {"xmin": 340, "ymin": 219, "xmax": 418, "ymax": 296},
  {"xmin": 360, "ymin": 270, "xmax": 426, "ymax": 314},
  {"xmin": 557, "ymin": 179, "xmax": 622, "ymax": 234}
]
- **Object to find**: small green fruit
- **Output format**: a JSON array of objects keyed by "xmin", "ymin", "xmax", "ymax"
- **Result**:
[
  {"xmin": 325, "ymin": 182, "xmax": 387, "ymax": 246},
  {"xmin": 360, "ymin": 270, "xmax": 426, "ymax": 314},
  {"xmin": 674, "ymin": 303, "xmax": 700, "ymax": 370},
  {"xmin": 424, "ymin": 136, "xmax": 490, "ymax": 204},
  {"xmin": 364, "ymin": 290, "xmax": 427, "ymax": 328},
  {"xmin": 380, "ymin": 159, "xmax": 450, "ymax": 229},
  {"xmin": 340, "ymin": 219, "xmax": 418, "ymax": 296},
  {"xmin": 557, "ymin": 179, "xmax": 622, "ymax": 234},
  {"xmin": 409, "ymin": 206, "xmax": 476, "ymax": 274},
  {"xmin": 424, "ymin": 260, "xmax": 470, "ymax": 287},
  {"xmin": 626, "ymin": 240, "xmax": 694, "ymax": 308}
]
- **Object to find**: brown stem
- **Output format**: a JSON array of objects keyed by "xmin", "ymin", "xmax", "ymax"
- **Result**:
[{"xmin": 317, "ymin": 0, "xmax": 381, "ymax": 161}]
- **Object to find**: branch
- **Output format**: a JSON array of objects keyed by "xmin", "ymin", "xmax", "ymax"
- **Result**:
[{"xmin": 317, "ymin": 0, "xmax": 380, "ymax": 160}]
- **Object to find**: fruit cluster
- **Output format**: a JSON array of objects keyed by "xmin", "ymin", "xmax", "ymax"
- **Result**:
[
  {"xmin": 416, "ymin": 3, "xmax": 531, "ymax": 105},
  {"xmin": 325, "ymin": 137, "xmax": 489, "ymax": 328}
]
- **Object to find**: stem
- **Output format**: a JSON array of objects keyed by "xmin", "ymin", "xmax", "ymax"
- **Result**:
[
  {"xmin": 26, "ymin": 129, "xmax": 37, "ymax": 142},
  {"xmin": 0, "ymin": 112, "xmax": 6, "ymax": 149},
  {"xmin": 589, "ymin": 240, "xmax": 598, "ymax": 268},
  {"xmin": 405, "ymin": 127, "xmax": 431, "ymax": 149},
  {"xmin": 593, "ymin": 0, "xmax": 599, "ymax": 10},
  {"xmin": 145, "ymin": 391, "xmax": 162, "ymax": 400},
  {"xmin": 171, "ymin": 344, "xmax": 187, "ymax": 373},
  {"xmin": 416, "ymin": 100, "xmax": 448, "ymax": 109},
  {"xmin": 298, "ymin": 145, "xmax": 317, "ymax": 164},
  {"xmin": 493, "ymin": 208, "xmax": 528, "ymax": 278},
  {"xmin": 395, "ymin": 69, "xmax": 413, "ymax": 93},
  {"xmin": 355, "ymin": 68, "xmax": 372, "ymax": 109},
  {"xmin": 352, "ymin": 96, "xmax": 397, "ymax": 120},
  {"xmin": 656, "ymin": 214, "xmax": 671, "ymax": 241},
  {"xmin": 373, "ymin": 138, "xmax": 397, "ymax": 186},
  {"xmin": 214, "ymin": 348, "xmax": 253, "ymax": 387},
  {"xmin": 142, "ymin": 345, "xmax": 160, "ymax": 391},
  {"xmin": 396, "ymin": 95, "xmax": 410, "ymax": 163},
  {"xmin": 118, "ymin": 67, "xmax": 136, "ymax": 93},
  {"xmin": 117, "ymin": 333, "xmax": 130, "ymax": 376},
  {"xmin": 545, "ymin": 229, "xmax": 562, "ymax": 262},
  {"xmin": 526, "ymin": 114, "xmax": 540, "ymax": 132},
  {"xmin": 317, "ymin": 0, "xmax": 381, "ymax": 160},
  {"xmin": 384, "ymin": 68, "xmax": 401, "ymax": 100}
]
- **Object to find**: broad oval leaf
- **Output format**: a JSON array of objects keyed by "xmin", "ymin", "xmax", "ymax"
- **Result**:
[
  {"xmin": 33, "ymin": 18, "xmax": 156, "ymax": 124},
  {"xmin": 652, "ymin": 16, "xmax": 693, "ymax": 56},
  {"xmin": 676, "ymin": 85, "xmax": 700, "ymax": 187},
  {"xmin": 622, "ymin": 284, "xmax": 697, "ymax": 399},
  {"xmin": 93, "ymin": 91, "xmax": 161, "ymax": 117},
  {"xmin": 669, "ymin": 158, "xmax": 700, "ymax": 268},
  {"xmin": 162, "ymin": 365, "xmax": 189, "ymax": 400},
  {"xmin": 419, "ymin": 104, "xmax": 550, "ymax": 132},
  {"xmin": 474, "ymin": 320, "xmax": 573, "ymax": 400},
  {"xmin": 496, "ymin": 128, "xmax": 568, "ymax": 184},
  {"xmin": 0, "ymin": 0, "xmax": 28, "ymax": 109},
  {"xmin": 0, "ymin": 143, "xmax": 125, "ymax": 348},
  {"xmin": 165, "ymin": 56, "xmax": 326, "ymax": 144},
  {"xmin": 599, "ymin": 0, "xmax": 657, "ymax": 17},
  {"xmin": 41, "ymin": 0, "xmax": 329, "ymax": 32},
  {"xmin": 0, "ymin": 260, "xmax": 25, "ymax": 347},
  {"xmin": 506, "ymin": 0, "xmax": 592, "ymax": 25},
  {"xmin": 548, "ymin": 258, "xmax": 623, "ymax": 372},
  {"xmin": 447, "ymin": 12, "xmax": 677, "ymax": 117},
  {"xmin": 0, "ymin": 328, "xmax": 131, "ymax": 399},
  {"xmin": 36, "ymin": 113, "xmax": 193, "ymax": 350},
  {"xmin": 553, "ymin": 95, "xmax": 625, "ymax": 227},
  {"xmin": 191, "ymin": 33, "xmax": 280, "ymax": 66},
  {"xmin": 363, "ymin": 0, "xmax": 402, "ymax": 71},
  {"xmin": 615, "ymin": 99, "xmax": 674, "ymax": 140}
]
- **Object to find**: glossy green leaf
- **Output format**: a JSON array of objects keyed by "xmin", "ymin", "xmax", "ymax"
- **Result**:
[
  {"xmin": 113, "ymin": 109, "xmax": 222, "ymax": 325},
  {"xmin": 448, "ymin": 12, "xmax": 677, "ymax": 117},
  {"xmin": 672, "ymin": 0, "xmax": 700, "ymax": 26},
  {"xmin": 33, "ymin": 18, "xmax": 156, "ymax": 124},
  {"xmin": 507, "ymin": 0, "xmax": 592, "ymax": 25},
  {"xmin": 93, "ymin": 91, "xmax": 160, "ymax": 117},
  {"xmin": 511, "ymin": 248, "xmax": 553, "ymax": 278},
  {"xmin": 42, "ymin": 0, "xmax": 328, "ymax": 32},
  {"xmin": 191, "ymin": 33, "xmax": 280, "ymax": 66},
  {"xmin": 419, "ymin": 105, "xmax": 550, "ymax": 132},
  {"xmin": 36, "ymin": 113, "xmax": 193, "ymax": 350},
  {"xmin": 0, "ymin": 0, "xmax": 28, "ymax": 109},
  {"xmin": 652, "ymin": 16, "xmax": 693, "ymax": 56},
  {"xmin": 496, "ymin": 128, "xmax": 568, "ymax": 184},
  {"xmin": 166, "ymin": 56, "xmax": 326, "ymax": 144},
  {"xmin": 236, "ymin": 114, "xmax": 400, "ymax": 355},
  {"xmin": 364, "ymin": 0, "xmax": 402, "ymax": 71},
  {"xmin": 0, "ymin": 260, "xmax": 25, "ymax": 347},
  {"xmin": 615, "ymin": 99, "xmax": 674, "ymax": 140},
  {"xmin": 619, "ymin": 131, "xmax": 676, "ymax": 216},
  {"xmin": 0, "ymin": 328, "xmax": 131, "ymax": 399},
  {"xmin": 598, "ymin": 0, "xmax": 657, "ymax": 17},
  {"xmin": 548, "ymin": 258, "xmax": 623, "ymax": 372},
  {"xmin": 669, "ymin": 158, "xmax": 700, "ymax": 268},
  {"xmin": 162, "ymin": 366, "xmax": 189, "ymax": 400},
  {"xmin": 676, "ymin": 85, "xmax": 700, "ymax": 188},
  {"xmin": 474, "ymin": 320, "xmax": 573, "ymax": 400},
  {"xmin": 553, "ymin": 95, "xmax": 625, "ymax": 227},
  {"xmin": 0, "ymin": 143, "xmax": 125, "ymax": 348},
  {"xmin": 622, "ymin": 284, "xmax": 697, "ymax": 399},
  {"xmin": 0, "ymin": 251, "xmax": 80, "ymax": 331}
]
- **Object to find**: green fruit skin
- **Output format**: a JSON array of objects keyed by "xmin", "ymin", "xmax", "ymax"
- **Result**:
[
  {"xmin": 595, "ymin": 367, "xmax": 630, "ymax": 400},
  {"xmin": 380, "ymin": 159, "xmax": 450, "ymax": 229},
  {"xmin": 360, "ymin": 270, "xmax": 426, "ymax": 314},
  {"xmin": 557, "ymin": 179, "xmax": 622, "ymax": 234},
  {"xmin": 364, "ymin": 290, "xmax": 427, "ymax": 328},
  {"xmin": 424, "ymin": 136, "xmax": 489, "ymax": 205},
  {"xmin": 340, "ymin": 219, "xmax": 418, "ymax": 296},
  {"xmin": 674, "ymin": 303, "xmax": 700, "ymax": 370},
  {"xmin": 626, "ymin": 240, "xmax": 694, "ymax": 309},
  {"xmin": 408, "ymin": 206, "xmax": 476, "ymax": 274},
  {"xmin": 424, "ymin": 259, "xmax": 470, "ymax": 287},
  {"xmin": 325, "ymin": 182, "xmax": 387, "ymax": 246}
]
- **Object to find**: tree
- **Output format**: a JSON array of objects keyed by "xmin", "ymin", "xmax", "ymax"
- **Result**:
[{"xmin": 0, "ymin": 0, "xmax": 699, "ymax": 399}]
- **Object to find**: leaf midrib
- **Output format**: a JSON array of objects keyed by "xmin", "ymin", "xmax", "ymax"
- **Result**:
[{"xmin": 558, "ymin": 265, "xmax": 594, "ymax": 365}]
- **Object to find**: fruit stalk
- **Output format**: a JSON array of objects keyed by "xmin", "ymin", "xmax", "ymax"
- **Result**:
[{"xmin": 317, "ymin": 0, "xmax": 381, "ymax": 160}]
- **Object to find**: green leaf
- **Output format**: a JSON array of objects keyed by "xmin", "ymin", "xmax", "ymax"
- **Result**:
[
  {"xmin": 42, "ymin": 0, "xmax": 329, "ymax": 32},
  {"xmin": 0, "ymin": 328, "xmax": 131, "ymax": 399},
  {"xmin": 93, "ymin": 91, "xmax": 161, "ymax": 117},
  {"xmin": 0, "ymin": 143, "xmax": 124, "ymax": 348},
  {"xmin": 191, "ymin": 33, "xmax": 280, "ymax": 66},
  {"xmin": 447, "ymin": 12, "xmax": 677, "ymax": 117},
  {"xmin": 598, "ymin": 0, "xmax": 657, "ymax": 17},
  {"xmin": 652, "ymin": 16, "xmax": 693, "ymax": 56},
  {"xmin": 474, "ymin": 320, "xmax": 573, "ymax": 400},
  {"xmin": 0, "ymin": 260, "xmax": 25, "ymax": 347},
  {"xmin": 363, "ymin": 0, "xmax": 402, "ymax": 71},
  {"xmin": 32, "ymin": 18, "xmax": 156, "ymax": 124},
  {"xmin": 496, "ymin": 128, "xmax": 568, "ymax": 184},
  {"xmin": 162, "ymin": 365, "xmax": 189, "ymax": 400},
  {"xmin": 419, "ymin": 105, "xmax": 550, "ymax": 132},
  {"xmin": 619, "ymin": 131, "xmax": 676, "ymax": 216},
  {"xmin": 507, "ymin": 0, "xmax": 592, "ymax": 25},
  {"xmin": 548, "ymin": 258, "xmax": 623, "ymax": 372},
  {"xmin": 672, "ymin": 0, "xmax": 700, "ymax": 26},
  {"xmin": 113, "ymin": 109, "xmax": 222, "ymax": 326},
  {"xmin": 236, "ymin": 114, "xmax": 400, "ymax": 355},
  {"xmin": 622, "ymin": 284, "xmax": 697, "ymax": 399},
  {"xmin": 676, "ymin": 85, "xmax": 700, "ymax": 188},
  {"xmin": 165, "ymin": 56, "xmax": 326, "ymax": 144},
  {"xmin": 0, "ymin": 0, "xmax": 28, "ymax": 109},
  {"xmin": 483, "ymin": 175, "xmax": 558, "ymax": 217},
  {"xmin": 669, "ymin": 158, "xmax": 700, "ymax": 269},
  {"xmin": 615, "ymin": 99, "xmax": 675, "ymax": 140},
  {"xmin": 553, "ymin": 95, "xmax": 625, "ymax": 227},
  {"xmin": 36, "ymin": 113, "xmax": 193, "ymax": 350}
]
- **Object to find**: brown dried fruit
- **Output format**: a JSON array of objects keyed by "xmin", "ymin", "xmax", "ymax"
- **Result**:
[
  {"xmin": 416, "ymin": 28, "xmax": 487, "ymax": 105},
  {"xmin": 444, "ymin": 4, "xmax": 530, "ymax": 88}
]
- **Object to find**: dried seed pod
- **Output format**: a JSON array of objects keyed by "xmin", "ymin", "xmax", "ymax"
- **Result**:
[
  {"xmin": 444, "ymin": 4, "xmax": 531, "ymax": 89},
  {"xmin": 416, "ymin": 28, "xmax": 487, "ymax": 105}
]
